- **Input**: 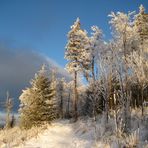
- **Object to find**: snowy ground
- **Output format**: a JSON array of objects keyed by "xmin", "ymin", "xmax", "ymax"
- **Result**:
[
  {"xmin": 18, "ymin": 120, "xmax": 106, "ymax": 148},
  {"xmin": 0, "ymin": 119, "xmax": 111, "ymax": 148},
  {"xmin": 0, "ymin": 108, "xmax": 148, "ymax": 148}
]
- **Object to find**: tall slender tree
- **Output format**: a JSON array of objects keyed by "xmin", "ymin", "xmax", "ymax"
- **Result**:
[
  {"xmin": 89, "ymin": 26, "xmax": 103, "ymax": 83},
  {"xmin": 5, "ymin": 91, "xmax": 13, "ymax": 129},
  {"xmin": 109, "ymin": 11, "xmax": 136, "ymax": 132},
  {"xmin": 65, "ymin": 18, "xmax": 89, "ymax": 121}
]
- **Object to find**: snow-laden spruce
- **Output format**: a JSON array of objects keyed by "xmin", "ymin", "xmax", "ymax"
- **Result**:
[{"xmin": 19, "ymin": 65, "xmax": 57, "ymax": 129}]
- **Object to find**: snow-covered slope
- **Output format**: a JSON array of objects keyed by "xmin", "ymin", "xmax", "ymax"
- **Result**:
[
  {"xmin": 18, "ymin": 120, "xmax": 106, "ymax": 148},
  {"xmin": 0, "ymin": 109, "xmax": 148, "ymax": 148}
]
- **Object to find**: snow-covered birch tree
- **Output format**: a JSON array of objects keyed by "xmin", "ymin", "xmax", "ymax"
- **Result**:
[
  {"xmin": 89, "ymin": 26, "xmax": 103, "ymax": 82},
  {"xmin": 108, "ymin": 11, "xmax": 137, "ymax": 132},
  {"xmin": 127, "ymin": 51, "xmax": 148, "ymax": 115}
]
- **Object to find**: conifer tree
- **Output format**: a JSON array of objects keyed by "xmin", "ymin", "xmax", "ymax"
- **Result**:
[
  {"xmin": 135, "ymin": 5, "xmax": 148, "ymax": 54},
  {"xmin": 65, "ymin": 18, "xmax": 89, "ymax": 121},
  {"xmin": 19, "ymin": 65, "xmax": 56, "ymax": 129}
]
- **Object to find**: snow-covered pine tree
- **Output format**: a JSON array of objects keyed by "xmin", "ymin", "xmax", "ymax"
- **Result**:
[
  {"xmin": 134, "ymin": 5, "xmax": 148, "ymax": 55},
  {"xmin": 65, "ymin": 18, "xmax": 90, "ymax": 121},
  {"xmin": 19, "ymin": 65, "xmax": 56, "ymax": 129}
]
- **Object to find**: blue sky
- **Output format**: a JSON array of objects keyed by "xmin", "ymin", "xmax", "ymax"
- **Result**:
[{"xmin": 0, "ymin": 0, "xmax": 147, "ymax": 67}]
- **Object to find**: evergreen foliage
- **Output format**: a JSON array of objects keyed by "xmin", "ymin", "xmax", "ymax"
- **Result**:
[{"xmin": 19, "ymin": 65, "xmax": 56, "ymax": 129}]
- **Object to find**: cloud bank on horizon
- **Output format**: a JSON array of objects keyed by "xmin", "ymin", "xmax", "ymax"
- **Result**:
[{"xmin": 0, "ymin": 43, "xmax": 71, "ymax": 112}]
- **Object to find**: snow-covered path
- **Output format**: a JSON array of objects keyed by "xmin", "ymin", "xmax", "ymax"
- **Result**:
[
  {"xmin": 19, "ymin": 120, "xmax": 98, "ymax": 148},
  {"xmin": 22, "ymin": 121, "xmax": 73, "ymax": 148}
]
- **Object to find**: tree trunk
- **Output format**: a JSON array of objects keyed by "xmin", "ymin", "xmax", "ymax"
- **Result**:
[
  {"xmin": 92, "ymin": 56, "xmax": 95, "ymax": 83},
  {"xmin": 60, "ymin": 94, "xmax": 63, "ymax": 118},
  {"xmin": 104, "ymin": 86, "xmax": 109, "ymax": 123},
  {"xmin": 109, "ymin": 73, "xmax": 114, "ymax": 109},
  {"xmin": 74, "ymin": 71, "xmax": 78, "ymax": 121},
  {"xmin": 66, "ymin": 92, "xmax": 70, "ymax": 118},
  {"xmin": 141, "ymin": 86, "xmax": 144, "ymax": 116},
  {"xmin": 91, "ymin": 56, "xmax": 97, "ymax": 121},
  {"xmin": 92, "ymin": 96, "xmax": 97, "ymax": 121},
  {"xmin": 5, "ymin": 92, "xmax": 12, "ymax": 129},
  {"xmin": 6, "ymin": 108, "xmax": 10, "ymax": 129},
  {"xmin": 137, "ymin": 84, "xmax": 140, "ymax": 107}
]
